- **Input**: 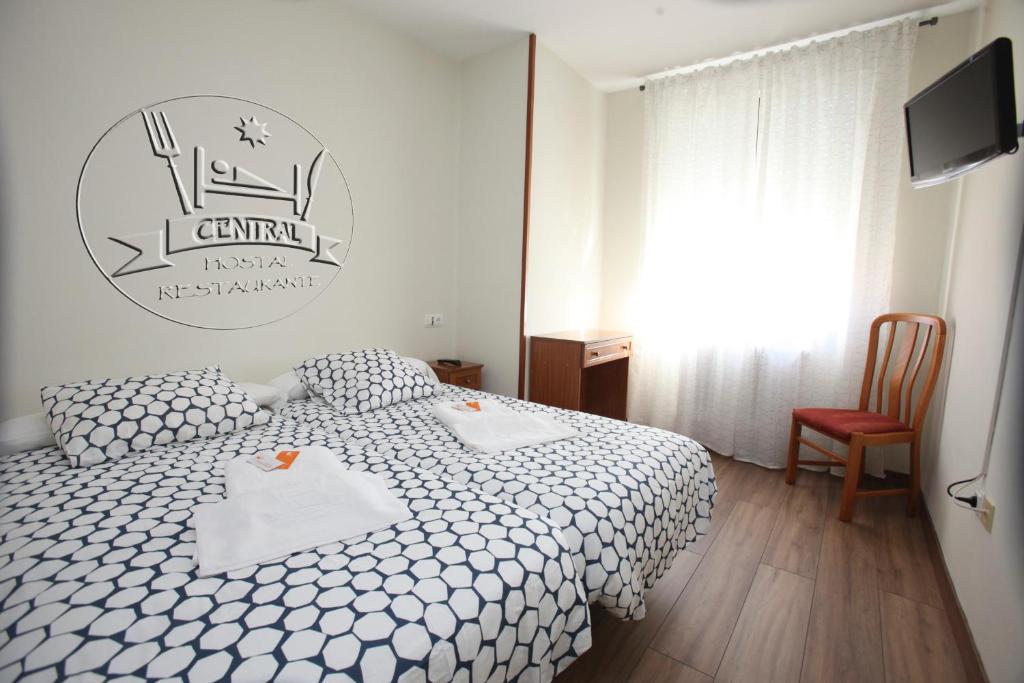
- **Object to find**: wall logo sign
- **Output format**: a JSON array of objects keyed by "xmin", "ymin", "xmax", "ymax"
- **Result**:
[{"xmin": 77, "ymin": 95, "xmax": 354, "ymax": 329}]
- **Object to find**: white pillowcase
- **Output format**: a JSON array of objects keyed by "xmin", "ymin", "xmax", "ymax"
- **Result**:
[
  {"xmin": 268, "ymin": 371, "xmax": 309, "ymax": 401},
  {"xmin": 238, "ymin": 382, "xmax": 285, "ymax": 409},
  {"xmin": 401, "ymin": 357, "xmax": 441, "ymax": 386},
  {"xmin": 0, "ymin": 413, "xmax": 57, "ymax": 455}
]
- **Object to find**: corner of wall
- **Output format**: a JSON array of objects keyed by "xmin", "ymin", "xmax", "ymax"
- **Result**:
[
  {"xmin": 454, "ymin": 37, "xmax": 530, "ymax": 397},
  {"xmin": 524, "ymin": 43, "xmax": 608, "ymax": 339}
]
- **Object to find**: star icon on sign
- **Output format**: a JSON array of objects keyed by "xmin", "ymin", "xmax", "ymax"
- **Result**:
[{"xmin": 234, "ymin": 116, "xmax": 271, "ymax": 147}]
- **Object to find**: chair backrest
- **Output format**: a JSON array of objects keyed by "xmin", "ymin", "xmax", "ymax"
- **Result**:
[{"xmin": 858, "ymin": 313, "xmax": 947, "ymax": 431}]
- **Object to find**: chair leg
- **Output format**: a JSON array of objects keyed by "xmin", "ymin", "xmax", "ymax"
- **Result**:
[
  {"xmin": 785, "ymin": 416, "xmax": 801, "ymax": 485},
  {"xmin": 908, "ymin": 434, "xmax": 921, "ymax": 517},
  {"xmin": 839, "ymin": 437, "xmax": 864, "ymax": 522}
]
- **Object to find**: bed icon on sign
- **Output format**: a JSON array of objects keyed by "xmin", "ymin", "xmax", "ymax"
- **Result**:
[
  {"xmin": 109, "ymin": 109, "xmax": 341, "ymax": 277},
  {"xmin": 76, "ymin": 94, "xmax": 355, "ymax": 330}
]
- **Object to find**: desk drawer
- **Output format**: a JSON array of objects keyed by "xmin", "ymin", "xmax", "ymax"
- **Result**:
[{"xmin": 583, "ymin": 339, "xmax": 631, "ymax": 367}]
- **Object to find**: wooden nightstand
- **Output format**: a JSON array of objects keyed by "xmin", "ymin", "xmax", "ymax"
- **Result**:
[{"xmin": 429, "ymin": 361, "xmax": 483, "ymax": 390}]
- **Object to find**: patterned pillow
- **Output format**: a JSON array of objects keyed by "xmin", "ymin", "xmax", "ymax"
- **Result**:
[
  {"xmin": 294, "ymin": 349, "xmax": 435, "ymax": 415},
  {"xmin": 41, "ymin": 367, "xmax": 270, "ymax": 467}
]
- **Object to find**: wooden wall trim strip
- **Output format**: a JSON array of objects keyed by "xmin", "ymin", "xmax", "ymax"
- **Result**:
[
  {"xmin": 922, "ymin": 500, "xmax": 988, "ymax": 682},
  {"xmin": 517, "ymin": 33, "xmax": 537, "ymax": 400}
]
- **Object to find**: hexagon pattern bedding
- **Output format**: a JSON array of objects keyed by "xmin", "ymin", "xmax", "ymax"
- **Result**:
[
  {"xmin": 280, "ymin": 386, "xmax": 717, "ymax": 620},
  {"xmin": 0, "ymin": 418, "xmax": 591, "ymax": 682}
]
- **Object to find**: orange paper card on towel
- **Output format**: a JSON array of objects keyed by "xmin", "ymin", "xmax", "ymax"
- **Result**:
[
  {"xmin": 451, "ymin": 401, "xmax": 482, "ymax": 413},
  {"xmin": 251, "ymin": 450, "xmax": 300, "ymax": 472},
  {"xmin": 275, "ymin": 450, "xmax": 300, "ymax": 470}
]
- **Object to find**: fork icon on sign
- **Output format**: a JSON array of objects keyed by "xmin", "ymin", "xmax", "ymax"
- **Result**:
[{"xmin": 141, "ymin": 109, "xmax": 194, "ymax": 215}]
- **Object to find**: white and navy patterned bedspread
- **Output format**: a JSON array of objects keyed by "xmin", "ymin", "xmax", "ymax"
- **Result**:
[
  {"xmin": 0, "ymin": 418, "xmax": 591, "ymax": 682},
  {"xmin": 280, "ymin": 388, "xmax": 716, "ymax": 620}
]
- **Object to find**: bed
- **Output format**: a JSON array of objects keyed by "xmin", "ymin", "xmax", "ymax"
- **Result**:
[
  {"xmin": 279, "ymin": 385, "xmax": 717, "ymax": 620},
  {"xmin": 0, "ymin": 417, "xmax": 591, "ymax": 682}
]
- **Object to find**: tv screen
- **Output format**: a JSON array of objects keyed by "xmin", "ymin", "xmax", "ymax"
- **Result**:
[{"xmin": 905, "ymin": 37, "xmax": 1018, "ymax": 187}]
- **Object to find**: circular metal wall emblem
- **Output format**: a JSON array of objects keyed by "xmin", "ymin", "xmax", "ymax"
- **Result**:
[{"xmin": 77, "ymin": 95, "xmax": 354, "ymax": 329}]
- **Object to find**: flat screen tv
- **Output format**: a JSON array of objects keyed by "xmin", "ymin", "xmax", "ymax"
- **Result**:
[{"xmin": 905, "ymin": 37, "xmax": 1019, "ymax": 187}]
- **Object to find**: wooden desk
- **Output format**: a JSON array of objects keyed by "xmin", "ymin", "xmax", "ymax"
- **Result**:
[{"xmin": 528, "ymin": 330, "xmax": 632, "ymax": 420}]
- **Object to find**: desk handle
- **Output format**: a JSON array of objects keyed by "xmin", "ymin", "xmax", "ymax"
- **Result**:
[{"xmin": 590, "ymin": 351, "xmax": 599, "ymax": 357}]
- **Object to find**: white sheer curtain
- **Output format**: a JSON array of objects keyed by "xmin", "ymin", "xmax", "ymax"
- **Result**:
[{"xmin": 629, "ymin": 20, "xmax": 917, "ymax": 471}]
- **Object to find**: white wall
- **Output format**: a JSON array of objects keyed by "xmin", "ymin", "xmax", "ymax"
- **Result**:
[
  {"xmin": 599, "ymin": 88, "xmax": 645, "ymax": 332},
  {"xmin": 0, "ymin": 0, "xmax": 464, "ymax": 418},
  {"xmin": 923, "ymin": 1, "xmax": 1024, "ymax": 680},
  {"xmin": 454, "ymin": 38, "xmax": 530, "ymax": 398},
  {"xmin": 525, "ymin": 45, "xmax": 607, "ymax": 339},
  {"xmin": 891, "ymin": 11, "xmax": 979, "ymax": 315}
]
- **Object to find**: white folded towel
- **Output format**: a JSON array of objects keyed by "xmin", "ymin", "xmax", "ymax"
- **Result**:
[
  {"xmin": 432, "ymin": 399, "xmax": 578, "ymax": 453},
  {"xmin": 194, "ymin": 446, "xmax": 411, "ymax": 576}
]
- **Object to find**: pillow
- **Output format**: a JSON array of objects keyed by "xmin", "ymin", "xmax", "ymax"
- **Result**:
[
  {"xmin": 238, "ymin": 382, "xmax": 286, "ymax": 409},
  {"xmin": 294, "ymin": 348, "xmax": 435, "ymax": 414},
  {"xmin": 268, "ymin": 371, "xmax": 309, "ymax": 401},
  {"xmin": 41, "ymin": 366, "xmax": 270, "ymax": 468},
  {"xmin": 0, "ymin": 412, "xmax": 57, "ymax": 455},
  {"xmin": 266, "ymin": 357, "xmax": 436, "ymax": 407},
  {"xmin": 400, "ymin": 357, "xmax": 441, "ymax": 387}
]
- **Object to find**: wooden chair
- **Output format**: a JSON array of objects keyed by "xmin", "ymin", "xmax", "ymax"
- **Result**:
[{"xmin": 785, "ymin": 313, "xmax": 947, "ymax": 522}]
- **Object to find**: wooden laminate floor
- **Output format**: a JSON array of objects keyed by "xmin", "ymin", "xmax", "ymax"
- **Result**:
[{"xmin": 557, "ymin": 454, "xmax": 975, "ymax": 683}]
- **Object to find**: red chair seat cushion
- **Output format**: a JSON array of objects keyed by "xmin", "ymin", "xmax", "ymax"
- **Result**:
[{"xmin": 793, "ymin": 408, "xmax": 912, "ymax": 441}]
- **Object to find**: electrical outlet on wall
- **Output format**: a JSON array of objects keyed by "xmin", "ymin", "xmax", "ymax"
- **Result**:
[
  {"xmin": 977, "ymin": 496, "xmax": 995, "ymax": 533},
  {"xmin": 424, "ymin": 314, "xmax": 443, "ymax": 328}
]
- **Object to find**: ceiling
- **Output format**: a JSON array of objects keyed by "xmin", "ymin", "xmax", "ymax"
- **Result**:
[{"xmin": 340, "ymin": 0, "xmax": 977, "ymax": 91}]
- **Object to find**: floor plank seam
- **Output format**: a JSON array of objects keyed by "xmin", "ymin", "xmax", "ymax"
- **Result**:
[
  {"xmin": 634, "ymin": 548, "xmax": 713, "ymax": 680},
  {"xmin": 711, "ymin": 561, "xmax": 780, "ymax": 681},
  {"xmin": 648, "ymin": 643, "xmax": 718, "ymax": 679},
  {"xmin": 757, "ymin": 504, "xmax": 783, "ymax": 566},
  {"xmin": 797, "ymin": 491, "xmax": 827, "ymax": 683},
  {"xmin": 766, "ymin": 563, "xmax": 815, "ymax": 582},
  {"xmin": 878, "ymin": 585, "xmax": 889, "ymax": 683},
  {"xmin": 704, "ymin": 530, "xmax": 771, "ymax": 677},
  {"xmin": 646, "ymin": 508, "xmax": 736, "ymax": 680},
  {"xmin": 623, "ymin": 553, "xmax": 705, "ymax": 681},
  {"xmin": 876, "ymin": 587, "xmax": 947, "ymax": 610},
  {"xmin": 798, "ymin": 577, "xmax": 817, "ymax": 683}
]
